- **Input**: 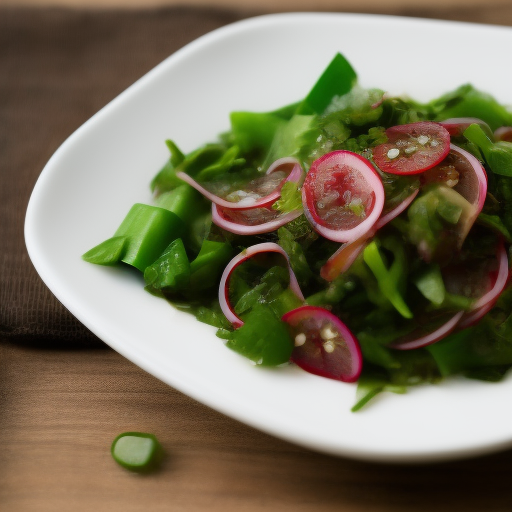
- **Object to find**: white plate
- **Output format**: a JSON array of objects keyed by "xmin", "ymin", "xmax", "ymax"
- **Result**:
[{"xmin": 25, "ymin": 13, "xmax": 512, "ymax": 463}]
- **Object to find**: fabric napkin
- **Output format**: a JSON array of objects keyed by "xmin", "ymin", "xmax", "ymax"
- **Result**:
[{"xmin": 0, "ymin": 7, "xmax": 246, "ymax": 346}]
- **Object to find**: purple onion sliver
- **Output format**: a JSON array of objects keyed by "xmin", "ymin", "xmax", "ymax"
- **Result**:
[
  {"xmin": 177, "ymin": 157, "xmax": 303, "ymax": 210},
  {"xmin": 218, "ymin": 243, "xmax": 305, "ymax": 328},
  {"xmin": 390, "ymin": 311, "xmax": 464, "ymax": 351}
]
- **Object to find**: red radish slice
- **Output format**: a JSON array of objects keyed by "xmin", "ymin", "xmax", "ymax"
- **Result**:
[
  {"xmin": 282, "ymin": 306, "xmax": 362, "ymax": 382},
  {"xmin": 390, "ymin": 311, "xmax": 464, "ymax": 351},
  {"xmin": 302, "ymin": 150, "xmax": 385, "ymax": 243},
  {"xmin": 212, "ymin": 203, "xmax": 302, "ymax": 235},
  {"xmin": 440, "ymin": 118, "xmax": 493, "ymax": 139},
  {"xmin": 176, "ymin": 157, "xmax": 303, "ymax": 209},
  {"xmin": 320, "ymin": 188, "xmax": 419, "ymax": 282},
  {"xmin": 219, "ymin": 243, "xmax": 304, "ymax": 328},
  {"xmin": 372, "ymin": 122, "xmax": 450, "ymax": 175},
  {"xmin": 495, "ymin": 126, "xmax": 512, "ymax": 142}
]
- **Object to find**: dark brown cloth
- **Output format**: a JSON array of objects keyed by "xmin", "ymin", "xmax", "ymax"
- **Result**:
[
  {"xmin": 2, "ymin": 5, "xmax": 512, "ymax": 347},
  {"xmin": 0, "ymin": 7, "xmax": 247, "ymax": 346}
]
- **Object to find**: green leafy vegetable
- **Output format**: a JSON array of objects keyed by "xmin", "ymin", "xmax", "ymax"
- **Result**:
[
  {"xmin": 297, "ymin": 53, "xmax": 357, "ymax": 115},
  {"xmin": 84, "ymin": 52, "xmax": 512, "ymax": 412},
  {"xmin": 224, "ymin": 304, "xmax": 294, "ymax": 366}
]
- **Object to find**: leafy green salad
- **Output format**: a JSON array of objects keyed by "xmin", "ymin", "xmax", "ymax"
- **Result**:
[{"xmin": 83, "ymin": 53, "xmax": 512, "ymax": 411}]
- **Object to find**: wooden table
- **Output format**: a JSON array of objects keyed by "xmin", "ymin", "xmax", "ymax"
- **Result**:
[{"xmin": 2, "ymin": 4, "xmax": 512, "ymax": 512}]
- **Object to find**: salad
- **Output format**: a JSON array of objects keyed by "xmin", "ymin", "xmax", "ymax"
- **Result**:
[{"xmin": 83, "ymin": 53, "xmax": 512, "ymax": 411}]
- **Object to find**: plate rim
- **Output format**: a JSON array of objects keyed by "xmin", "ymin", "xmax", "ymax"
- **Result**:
[{"xmin": 25, "ymin": 12, "xmax": 512, "ymax": 464}]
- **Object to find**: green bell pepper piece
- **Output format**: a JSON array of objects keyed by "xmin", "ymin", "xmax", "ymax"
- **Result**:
[
  {"xmin": 83, "ymin": 203, "xmax": 185, "ymax": 272},
  {"xmin": 113, "ymin": 203, "xmax": 185, "ymax": 272},
  {"xmin": 463, "ymin": 123, "xmax": 512, "ymax": 177},
  {"xmin": 144, "ymin": 238, "xmax": 190, "ymax": 293},
  {"xmin": 297, "ymin": 53, "xmax": 357, "ymax": 115}
]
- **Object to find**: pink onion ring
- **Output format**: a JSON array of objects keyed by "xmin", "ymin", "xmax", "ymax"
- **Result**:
[
  {"xmin": 375, "ymin": 188, "xmax": 419, "ymax": 229},
  {"xmin": 494, "ymin": 126, "xmax": 512, "ymax": 142},
  {"xmin": 177, "ymin": 157, "xmax": 303, "ymax": 209},
  {"xmin": 390, "ymin": 311, "xmax": 464, "ymax": 351},
  {"xmin": 219, "ymin": 243, "xmax": 305, "ymax": 328},
  {"xmin": 457, "ymin": 245, "xmax": 511, "ymax": 328},
  {"xmin": 472, "ymin": 241, "xmax": 509, "ymax": 311},
  {"xmin": 457, "ymin": 302, "xmax": 494, "ymax": 331},
  {"xmin": 440, "ymin": 118, "xmax": 493, "ymax": 139},
  {"xmin": 448, "ymin": 144, "xmax": 487, "ymax": 215},
  {"xmin": 212, "ymin": 203, "xmax": 302, "ymax": 235}
]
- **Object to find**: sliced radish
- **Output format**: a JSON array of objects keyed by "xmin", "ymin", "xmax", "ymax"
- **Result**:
[
  {"xmin": 219, "ymin": 243, "xmax": 304, "ymax": 328},
  {"xmin": 389, "ymin": 311, "xmax": 464, "ymax": 351},
  {"xmin": 176, "ymin": 157, "xmax": 303, "ymax": 209},
  {"xmin": 440, "ymin": 117, "xmax": 493, "ymax": 139},
  {"xmin": 212, "ymin": 203, "xmax": 302, "ymax": 235},
  {"xmin": 372, "ymin": 122, "xmax": 451, "ymax": 175},
  {"xmin": 282, "ymin": 306, "xmax": 362, "ymax": 382},
  {"xmin": 302, "ymin": 150, "xmax": 385, "ymax": 243}
]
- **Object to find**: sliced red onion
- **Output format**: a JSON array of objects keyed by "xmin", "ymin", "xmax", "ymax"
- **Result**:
[
  {"xmin": 302, "ymin": 151, "xmax": 385, "ymax": 243},
  {"xmin": 457, "ymin": 302, "xmax": 494, "ymax": 330},
  {"xmin": 494, "ymin": 126, "xmax": 512, "ymax": 142},
  {"xmin": 422, "ymin": 144, "xmax": 487, "ymax": 214},
  {"xmin": 212, "ymin": 203, "xmax": 302, "ymax": 235},
  {"xmin": 282, "ymin": 306, "xmax": 362, "ymax": 382},
  {"xmin": 320, "ymin": 237, "xmax": 369, "ymax": 282},
  {"xmin": 440, "ymin": 118, "xmax": 493, "ymax": 139},
  {"xmin": 320, "ymin": 188, "xmax": 419, "ymax": 282},
  {"xmin": 177, "ymin": 157, "xmax": 303, "ymax": 210},
  {"xmin": 472, "ymin": 241, "xmax": 509, "ymax": 311},
  {"xmin": 375, "ymin": 188, "xmax": 419, "ymax": 230},
  {"xmin": 449, "ymin": 144, "xmax": 487, "ymax": 215},
  {"xmin": 219, "ymin": 243, "xmax": 304, "ymax": 328},
  {"xmin": 390, "ymin": 311, "xmax": 464, "ymax": 351},
  {"xmin": 443, "ymin": 240, "xmax": 508, "ymax": 318},
  {"xmin": 421, "ymin": 144, "xmax": 487, "ymax": 251}
]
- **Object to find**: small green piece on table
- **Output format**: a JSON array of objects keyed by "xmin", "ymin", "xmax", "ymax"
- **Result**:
[{"xmin": 111, "ymin": 432, "xmax": 163, "ymax": 473}]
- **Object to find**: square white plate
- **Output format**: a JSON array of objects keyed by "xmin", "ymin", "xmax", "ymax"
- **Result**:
[{"xmin": 25, "ymin": 13, "xmax": 512, "ymax": 463}]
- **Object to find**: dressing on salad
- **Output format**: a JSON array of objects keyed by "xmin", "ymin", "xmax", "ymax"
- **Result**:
[{"xmin": 83, "ymin": 53, "xmax": 512, "ymax": 411}]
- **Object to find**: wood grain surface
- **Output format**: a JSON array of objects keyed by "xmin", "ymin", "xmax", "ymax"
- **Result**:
[
  {"xmin": 2, "ymin": 4, "xmax": 512, "ymax": 511},
  {"xmin": 2, "ymin": 341, "xmax": 512, "ymax": 512},
  {"xmin": 0, "ymin": 0, "xmax": 507, "ymax": 9}
]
